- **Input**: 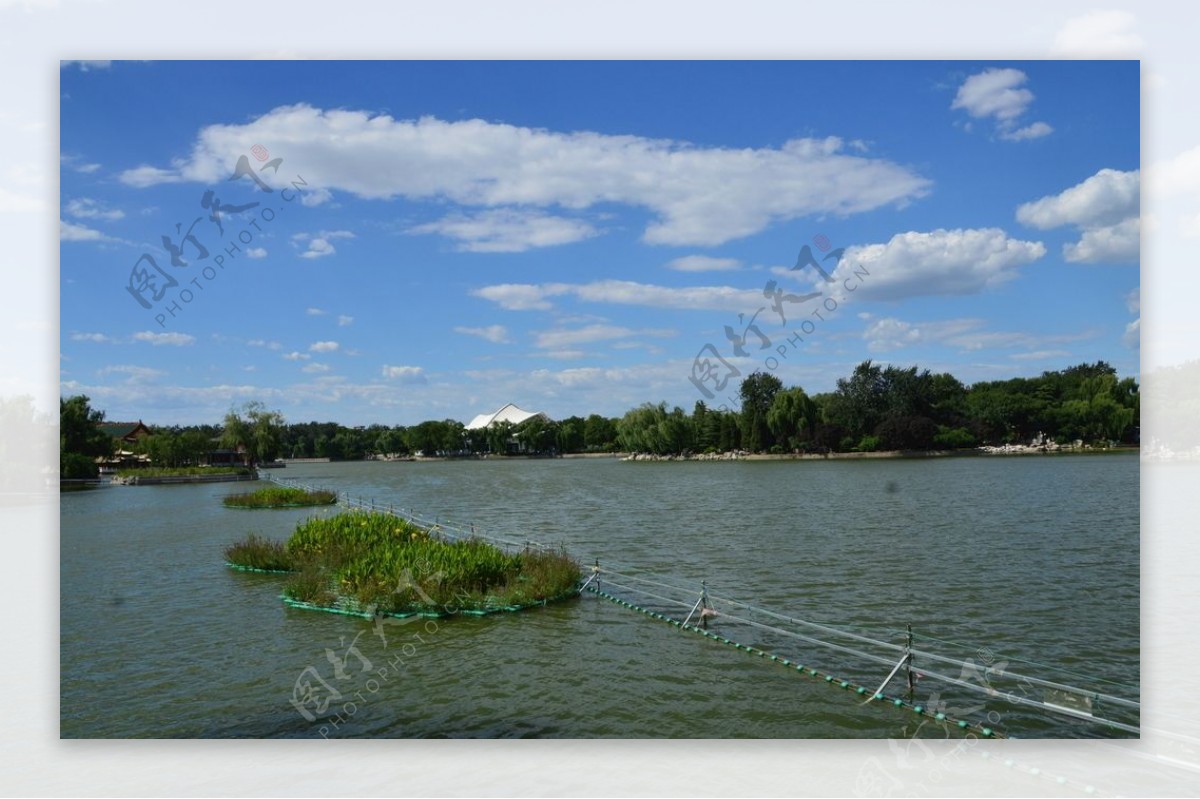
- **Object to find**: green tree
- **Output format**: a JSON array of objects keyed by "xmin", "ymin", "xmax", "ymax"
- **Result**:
[
  {"xmin": 221, "ymin": 401, "xmax": 284, "ymax": 465},
  {"xmin": 583, "ymin": 414, "xmax": 617, "ymax": 451},
  {"xmin": 738, "ymin": 371, "xmax": 783, "ymax": 452},
  {"xmin": 766, "ymin": 387, "xmax": 818, "ymax": 451},
  {"xmin": 60, "ymin": 395, "xmax": 113, "ymax": 478}
]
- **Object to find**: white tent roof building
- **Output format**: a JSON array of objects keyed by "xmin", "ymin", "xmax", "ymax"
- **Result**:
[{"xmin": 465, "ymin": 403, "xmax": 548, "ymax": 431}]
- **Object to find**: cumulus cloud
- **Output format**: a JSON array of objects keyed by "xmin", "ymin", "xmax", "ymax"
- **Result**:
[
  {"xmin": 454, "ymin": 324, "xmax": 510, "ymax": 343},
  {"xmin": 665, "ymin": 255, "xmax": 742, "ymax": 272},
  {"xmin": 306, "ymin": 307, "xmax": 327, "ymax": 316},
  {"xmin": 951, "ymin": 68, "xmax": 1052, "ymax": 142},
  {"xmin": 61, "ymin": 60, "xmax": 112, "ymax": 71},
  {"xmin": 115, "ymin": 103, "xmax": 931, "ymax": 247},
  {"xmin": 1064, "ymin": 217, "xmax": 1140, "ymax": 263},
  {"xmin": 246, "ymin": 247, "xmax": 268, "ymax": 259},
  {"xmin": 825, "ymin": 228, "xmax": 1046, "ymax": 301},
  {"xmin": 382, "ymin": 365, "xmax": 426, "ymax": 383},
  {"xmin": 410, "ymin": 209, "xmax": 597, "ymax": 252},
  {"xmin": 282, "ymin": 351, "xmax": 310, "ymax": 361},
  {"xmin": 337, "ymin": 315, "xmax": 354, "ymax": 326},
  {"xmin": 309, "ymin": 340, "xmax": 339, "ymax": 353},
  {"xmin": 1123, "ymin": 318, "xmax": 1140, "ymax": 349},
  {"xmin": 302, "ymin": 362, "xmax": 331, "ymax": 374},
  {"xmin": 293, "ymin": 229, "xmax": 354, "ymax": 259},
  {"xmin": 132, "ymin": 331, "xmax": 194, "ymax": 346},
  {"xmin": 1017, "ymin": 168, "xmax": 1140, "ymax": 264}
]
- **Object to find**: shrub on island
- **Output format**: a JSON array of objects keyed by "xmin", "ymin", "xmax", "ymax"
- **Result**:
[
  {"xmin": 225, "ymin": 511, "xmax": 581, "ymax": 616},
  {"xmin": 222, "ymin": 486, "xmax": 337, "ymax": 509}
]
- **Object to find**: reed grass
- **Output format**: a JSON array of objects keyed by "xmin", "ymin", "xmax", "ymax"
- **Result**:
[
  {"xmin": 222, "ymin": 486, "xmax": 337, "ymax": 508},
  {"xmin": 223, "ymin": 534, "xmax": 292, "ymax": 571},
  {"xmin": 225, "ymin": 510, "xmax": 581, "ymax": 614}
]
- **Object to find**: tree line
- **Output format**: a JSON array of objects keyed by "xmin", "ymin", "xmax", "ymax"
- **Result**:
[
  {"xmin": 615, "ymin": 360, "xmax": 1138, "ymax": 455},
  {"xmin": 59, "ymin": 359, "xmax": 1138, "ymax": 472}
]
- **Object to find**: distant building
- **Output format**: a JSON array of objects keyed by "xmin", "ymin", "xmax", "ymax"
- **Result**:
[
  {"xmin": 97, "ymin": 420, "xmax": 152, "ymax": 446},
  {"xmin": 96, "ymin": 421, "xmax": 152, "ymax": 469},
  {"xmin": 464, "ymin": 403, "xmax": 548, "ymax": 431}
]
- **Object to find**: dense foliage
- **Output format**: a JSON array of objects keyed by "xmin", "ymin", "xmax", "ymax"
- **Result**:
[
  {"xmin": 225, "ymin": 511, "xmax": 582, "ymax": 614},
  {"xmin": 60, "ymin": 395, "xmax": 114, "ymax": 478},
  {"xmin": 614, "ymin": 361, "xmax": 1138, "ymax": 455}
]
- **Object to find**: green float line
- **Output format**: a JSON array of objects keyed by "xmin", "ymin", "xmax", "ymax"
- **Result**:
[
  {"xmin": 587, "ymin": 585, "xmax": 1004, "ymax": 739},
  {"xmin": 281, "ymin": 586, "xmax": 582, "ymax": 620},
  {"xmin": 225, "ymin": 562, "xmax": 294, "ymax": 575}
]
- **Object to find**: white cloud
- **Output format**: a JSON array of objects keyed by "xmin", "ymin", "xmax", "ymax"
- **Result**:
[
  {"xmin": 132, "ymin": 331, "xmax": 194, "ymax": 346},
  {"xmin": 114, "ymin": 103, "xmax": 931, "ymax": 247},
  {"xmin": 119, "ymin": 165, "xmax": 185, "ymax": 187},
  {"xmin": 999, "ymin": 122, "xmax": 1053, "ymax": 142},
  {"xmin": 1051, "ymin": 10, "xmax": 1142, "ymax": 55},
  {"xmin": 382, "ymin": 365, "xmax": 426, "ymax": 382},
  {"xmin": 864, "ymin": 316, "xmax": 1088, "ymax": 355},
  {"xmin": 302, "ymin": 362, "xmax": 331, "ymax": 374},
  {"xmin": 282, "ymin": 351, "xmax": 311, "ymax": 361},
  {"xmin": 1017, "ymin": 169, "xmax": 1140, "ymax": 264},
  {"xmin": 1123, "ymin": 318, "xmax": 1140, "ymax": 350},
  {"xmin": 299, "ymin": 188, "xmax": 333, "ymax": 207},
  {"xmin": 309, "ymin": 340, "xmax": 339, "ymax": 353},
  {"xmin": 454, "ymin": 324, "xmax": 510, "ymax": 343},
  {"xmin": 1009, "ymin": 350, "xmax": 1071, "ymax": 361},
  {"xmin": 65, "ymin": 197, "xmax": 124, "ymax": 221},
  {"xmin": 537, "ymin": 350, "xmax": 586, "ymax": 360},
  {"xmin": 97, "ymin": 364, "xmax": 164, "ymax": 382},
  {"xmin": 293, "ymin": 229, "xmax": 354, "ymax": 259},
  {"xmin": 827, "ymin": 228, "xmax": 1045, "ymax": 301},
  {"xmin": 246, "ymin": 247, "xmax": 268, "ymax": 259},
  {"xmin": 1017, "ymin": 169, "xmax": 1140, "ymax": 230},
  {"xmin": 299, "ymin": 238, "xmax": 335, "ymax": 259},
  {"xmin": 337, "ymin": 315, "xmax": 354, "ymax": 326},
  {"xmin": 60, "ymin": 219, "xmax": 109, "ymax": 241},
  {"xmin": 473, "ymin": 279, "xmax": 768, "ymax": 313},
  {"xmin": 1125, "ymin": 287, "xmax": 1140, "ymax": 314},
  {"xmin": 306, "ymin": 307, "xmax": 327, "ymax": 316},
  {"xmin": 1064, "ymin": 217, "xmax": 1140, "ymax": 264},
  {"xmin": 410, "ymin": 209, "xmax": 597, "ymax": 252},
  {"xmin": 665, "ymin": 255, "xmax": 742, "ymax": 272},
  {"xmin": 533, "ymin": 324, "xmax": 675, "ymax": 349},
  {"xmin": 247, "ymin": 339, "xmax": 282, "ymax": 350},
  {"xmin": 951, "ymin": 68, "xmax": 1052, "ymax": 142},
  {"xmin": 70, "ymin": 332, "xmax": 111, "ymax": 343}
]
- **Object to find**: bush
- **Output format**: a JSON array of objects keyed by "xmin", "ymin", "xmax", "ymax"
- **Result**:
[
  {"xmin": 228, "ymin": 511, "xmax": 582, "ymax": 615},
  {"xmin": 933, "ymin": 426, "xmax": 977, "ymax": 449},
  {"xmin": 61, "ymin": 452, "xmax": 98, "ymax": 479},
  {"xmin": 853, "ymin": 435, "xmax": 881, "ymax": 452},
  {"xmin": 223, "ymin": 486, "xmax": 337, "ymax": 508}
]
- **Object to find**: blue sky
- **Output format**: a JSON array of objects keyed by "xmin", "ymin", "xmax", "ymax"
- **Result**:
[{"xmin": 59, "ymin": 60, "xmax": 1140, "ymax": 427}]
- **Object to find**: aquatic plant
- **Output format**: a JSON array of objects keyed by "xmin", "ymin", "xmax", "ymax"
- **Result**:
[
  {"xmin": 222, "ymin": 486, "xmax": 337, "ymax": 509},
  {"xmin": 117, "ymin": 465, "xmax": 251, "ymax": 478},
  {"xmin": 223, "ymin": 534, "xmax": 292, "ymax": 572},
  {"xmin": 227, "ymin": 510, "xmax": 582, "ymax": 615}
]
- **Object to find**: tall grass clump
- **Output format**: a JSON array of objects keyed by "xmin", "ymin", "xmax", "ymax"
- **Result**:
[
  {"xmin": 223, "ymin": 486, "xmax": 337, "ymax": 509},
  {"xmin": 224, "ymin": 534, "xmax": 292, "ymax": 572},
  {"xmin": 271, "ymin": 511, "xmax": 581, "ymax": 615}
]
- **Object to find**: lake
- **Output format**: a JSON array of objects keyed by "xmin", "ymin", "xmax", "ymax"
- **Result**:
[{"xmin": 60, "ymin": 453, "xmax": 1139, "ymax": 738}]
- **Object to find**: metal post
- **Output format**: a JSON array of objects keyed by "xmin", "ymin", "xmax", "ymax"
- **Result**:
[
  {"xmin": 594, "ymin": 559, "xmax": 600, "ymax": 594},
  {"xmin": 701, "ymin": 580, "xmax": 710, "ymax": 629},
  {"xmin": 906, "ymin": 624, "xmax": 915, "ymax": 698}
]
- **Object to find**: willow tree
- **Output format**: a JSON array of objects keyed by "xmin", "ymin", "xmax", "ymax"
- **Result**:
[{"xmin": 221, "ymin": 401, "xmax": 284, "ymax": 465}]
